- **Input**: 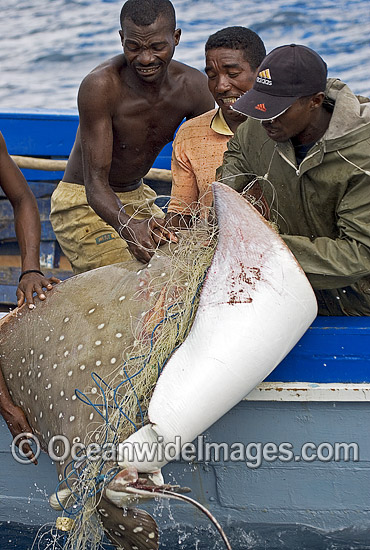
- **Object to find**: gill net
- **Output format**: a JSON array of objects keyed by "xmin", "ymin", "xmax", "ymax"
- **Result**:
[{"xmin": 46, "ymin": 199, "xmax": 219, "ymax": 550}]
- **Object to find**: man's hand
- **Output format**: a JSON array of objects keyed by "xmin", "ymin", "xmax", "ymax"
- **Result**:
[
  {"xmin": 2, "ymin": 403, "xmax": 38, "ymax": 465},
  {"xmin": 17, "ymin": 273, "xmax": 61, "ymax": 309},
  {"xmin": 121, "ymin": 217, "xmax": 178, "ymax": 263}
]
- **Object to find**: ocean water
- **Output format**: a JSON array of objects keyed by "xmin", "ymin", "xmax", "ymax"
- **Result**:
[
  {"xmin": 0, "ymin": 0, "xmax": 369, "ymax": 111},
  {"xmin": 1, "ymin": 1, "xmax": 370, "ymax": 549}
]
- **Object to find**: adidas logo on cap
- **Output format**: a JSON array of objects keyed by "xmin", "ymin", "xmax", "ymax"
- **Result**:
[
  {"xmin": 256, "ymin": 68, "xmax": 272, "ymax": 86},
  {"xmin": 255, "ymin": 103, "xmax": 267, "ymax": 112}
]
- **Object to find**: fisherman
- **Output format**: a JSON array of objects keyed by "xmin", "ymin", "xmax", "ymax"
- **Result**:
[
  {"xmin": 50, "ymin": 0, "xmax": 214, "ymax": 272},
  {"xmin": 217, "ymin": 44, "xmax": 370, "ymax": 315},
  {"xmin": 0, "ymin": 130, "xmax": 59, "ymax": 461},
  {"xmin": 166, "ymin": 26, "xmax": 266, "ymax": 226}
]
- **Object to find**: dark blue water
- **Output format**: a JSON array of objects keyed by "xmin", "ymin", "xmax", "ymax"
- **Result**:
[
  {"xmin": 2, "ymin": 521, "xmax": 370, "ymax": 550},
  {"xmin": 0, "ymin": 0, "xmax": 369, "ymax": 110}
]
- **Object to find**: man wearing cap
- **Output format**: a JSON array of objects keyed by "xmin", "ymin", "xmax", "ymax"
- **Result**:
[{"xmin": 217, "ymin": 44, "xmax": 370, "ymax": 315}]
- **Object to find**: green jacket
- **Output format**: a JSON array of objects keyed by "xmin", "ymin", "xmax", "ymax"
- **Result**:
[{"xmin": 217, "ymin": 79, "xmax": 370, "ymax": 316}]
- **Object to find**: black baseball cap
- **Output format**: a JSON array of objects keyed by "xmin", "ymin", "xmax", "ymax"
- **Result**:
[{"xmin": 232, "ymin": 44, "xmax": 327, "ymax": 121}]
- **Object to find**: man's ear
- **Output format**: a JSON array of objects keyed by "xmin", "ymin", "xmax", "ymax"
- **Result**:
[
  {"xmin": 312, "ymin": 92, "xmax": 325, "ymax": 109},
  {"xmin": 173, "ymin": 28, "xmax": 181, "ymax": 47},
  {"xmin": 119, "ymin": 29, "xmax": 124, "ymax": 46}
]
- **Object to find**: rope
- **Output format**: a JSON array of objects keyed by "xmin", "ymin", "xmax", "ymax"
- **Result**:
[{"xmin": 10, "ymin": 155, "xmax": 172, "ymax": 182}]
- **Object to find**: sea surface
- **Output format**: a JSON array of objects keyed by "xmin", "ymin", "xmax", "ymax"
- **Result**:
[
  {"xmin": 0, "ymin": 0, "xmax": 369, "ymax": 111},
  {"xmin": 1, "ymin": 1, "xmax": 370, "ymax": 549}
]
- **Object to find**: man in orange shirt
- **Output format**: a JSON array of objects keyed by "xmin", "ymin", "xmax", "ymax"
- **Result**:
[{"xmin": 166, "ymin": 27, "xmax": 266, "ymax": 226}]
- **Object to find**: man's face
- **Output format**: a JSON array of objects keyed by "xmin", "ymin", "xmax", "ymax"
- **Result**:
[
  {"xmin": 261, "ymin": 96, "xmax": 319, "ymax": 143},
  {"xmin": 205, "ymin": 47, "xmax": 257, "ymax": 122},
  {"xmin": 120, "ymin": 15, "xmax": 181, "ymax": 82}
]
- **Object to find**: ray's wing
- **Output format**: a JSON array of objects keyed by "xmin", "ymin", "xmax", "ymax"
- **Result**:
[{"xmin": 97, "ymin": 496, "xmax": 159, "ymax": 550}]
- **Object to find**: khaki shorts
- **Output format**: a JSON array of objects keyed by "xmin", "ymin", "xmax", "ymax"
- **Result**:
[{"xmin": 50, "ymin": 181, "xmax": 164, "ymax": 274}]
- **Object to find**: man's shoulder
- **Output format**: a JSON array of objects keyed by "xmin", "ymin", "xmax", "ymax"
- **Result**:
[
  {"xmin": 169, "ymin": 59, "xmax": 206, "ymax": 78},
  {"xmin": 80, "ymin": 55, "xmax": 125, "ymax": 90},
  {"xmin": 175, "ymin": 109, "xmax": 218, "ymax": 139}
]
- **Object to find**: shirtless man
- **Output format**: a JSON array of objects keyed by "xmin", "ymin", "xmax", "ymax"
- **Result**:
[{"xmin": 50, "ymin": 0, "xmax": 214, "ymax": 271}]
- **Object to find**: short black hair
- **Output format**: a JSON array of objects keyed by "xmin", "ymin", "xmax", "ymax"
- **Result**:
[
  {"xmin": 120, "ymin": 0, "xmax": 176, "ymax": 30},
  {"xmin": 205, "ymin": 27, "xmax": 266, "ymax": 72}
]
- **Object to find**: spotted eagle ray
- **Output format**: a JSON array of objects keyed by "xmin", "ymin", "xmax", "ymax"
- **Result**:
[{"xmin": 0, "ymin": 182, "xmax": 317, "ymax": 549}]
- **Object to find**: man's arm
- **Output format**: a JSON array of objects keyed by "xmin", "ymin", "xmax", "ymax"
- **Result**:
[
  {"xmin": 282, "ymin": 165, "xmax": 370, "ymax": 290},
  {"xmin": 78, "ymin": 74, "xmax": 176, "ymax": 263},
  {"xmin": 0, "ymin": 359, "xmax": 37, "ymax": 464},
  {"xmin": 0, "ymin": 132, "xmax": 59, "ymax": 307},
  {"xmin": 216, "ymin": 125, "xmax": 255, "ymax": 190}
]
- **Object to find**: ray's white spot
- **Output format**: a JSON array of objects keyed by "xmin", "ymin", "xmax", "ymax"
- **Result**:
[
  {"xmin": 50, "ymin": 404, "xmax": 53, "ymax": 410},
  {"xmin": 91, "ymin": 387, "xmax": 97, "ymax": 394},
  {"xmin": 21, "ymin": 385, "xmax": 24, "ymax": 391},
  {"xmin": 18, "ymin": 371, "xmax": 21, "ymax": 377},
  {"xmin": 59, "ymin": 474, "xmax": 62, "ymax": 481},
  {"xmin": 9, "ymin": 373, "xmax": 13, "ymax": 379},
  {"xmin": 77, "ymin": 344, "xmax": 83, "ymax": 351},
  {"xmin": 139, "ymin": 281, "xmax": 144, "ymax": 287},
  {"xmin": 46, "ymin": 383, "xmax": 52, "ymax": 389},
  {"xmin": 95, "ymin": 340, "xmax": 102, "ymax": 346},
  {"xmin": 118, "ymin": 525, "xmax": 125, "ymax": 531},
  {"xmin": 28, "ymin": 370, "xmax": 32, "ymax": 376},
  {"xmin": 80, "ymin": 364, "xmax": 86, "ymax": 371},
  {"xmin": 60, "ymin": 390, "xmax": 65, "ymax": 397},
  {"xmin": 53, "ymin": 363, "xmax": 58, "ymax": 369},
  {"xmin": 119, "ymin": 295, "xmax": 126, "ymax": 301},
  {"xmin": 34, "ymin": 395, "xmax": 38, "ymax": 401},
  {"xmin": 69, "ymin": 416, "xmax": 75, "ymax": 422},
  {"xmin": 20, "ymin": 400, "xmax": 23, "ymax": 406},
  {"xmin": 72, "ymin": 395, "xmax": 77, "ymax": 401},
  {"xmin": 39, "ymin": 354, "xmax": 43, "ymax": 360},
  {"xmin": 21, "ymin": 358, "xmax": 25, "ymax": 363},
  {"xmin": 30, "ymin": 349, "xmax": 34, "ymax": 355},
  {"xmin": 98, "ymin": 509, "xmax": 108, "ymax": 517},
  {"xmin": 96, "ymin": 360, "xmax": 102, "ymax": 367},
  {"xmin": 68, "ymin": 370, "xmax": 73, "ymax": 377},
  {"xmin": 149, "ymin": 291, "xmax": 155, "ymax": 297},
  {"xmin": 137, "ymin": 269, "xmax": 142, "ymax": 275},
  {"xmin": 148, "ymin": 263, "xmax": 152, "ymax": 268},
  {"xmin": 88, "ymin": 308, "xmax": 95, "ymax": 314},
  {"xmin": 64, "ymin": 317, "xmax": 70, "ymax": 323},
  {"xmin": 64, "ymin": 350, "xmax": 69, "ymax": 357},
  {"xmin": 45, "ymin": 336, "xmax": 50, "ymax": 342},
  {"xmin": 148, "ymin": 532, "xmax": 155, "ymax": 539},
  {"xmin": 59, "ymin": 335, "xmax": 65, "ymax": 341},
  {"xmin": 27, "ymin": 389, "xmax": 31, "ymax": 395},
  {"xmin": 116, "ymin": 333, "xmax": 122, "ymax": 339},
  {"xmin": 89, "ymin": 413, "xmax": 94, "ymax": 420},
  {"xmin": 37, "ymin": 372, "xmax": 41, "ymax": 378},
  {"xmin": 39, "ymin": 412, "xmax": 43, "ymax": 419},
  {"xmin": 59, "ymin": 413, "xmax": 63, "ymax": 419},
  {"xmin": 133, "ymin": 526, "xmax": 143, "ymax": 533},
  {"xmin": 98, "ymin": 323, "xmax": 105, "ymax": 330},
  {"xmin": 110, "ymin": 357, "xmax": 117, "ymax": 364}
]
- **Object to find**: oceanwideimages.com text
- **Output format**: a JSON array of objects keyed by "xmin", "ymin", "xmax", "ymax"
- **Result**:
[{"xmin": 12, "ymin": 433, "xmax": 359, "ymax": 468}]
